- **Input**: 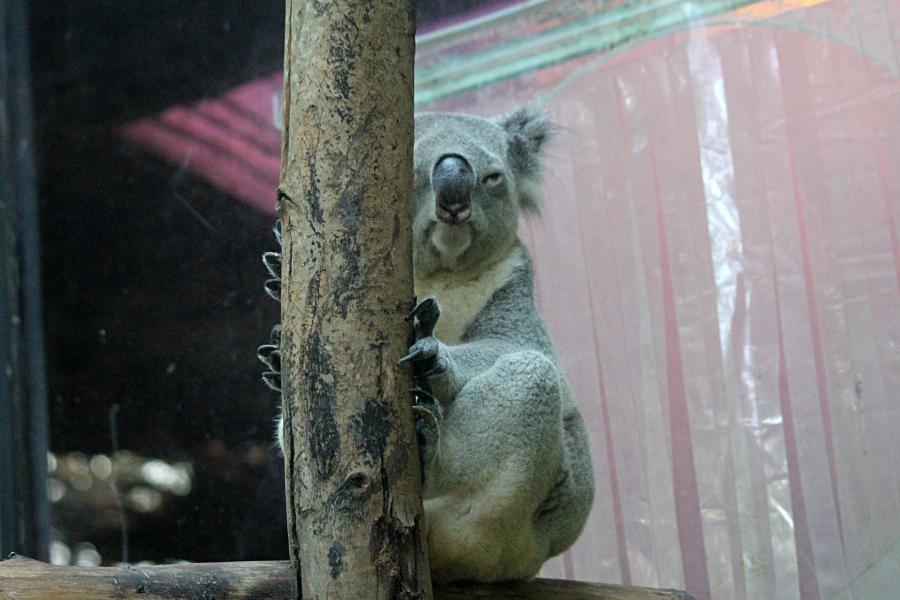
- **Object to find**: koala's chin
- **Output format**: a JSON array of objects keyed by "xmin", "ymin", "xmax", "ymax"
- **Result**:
[{"xmin": 430, "ymin": 221, "xmax": 472, "ymax": 262}]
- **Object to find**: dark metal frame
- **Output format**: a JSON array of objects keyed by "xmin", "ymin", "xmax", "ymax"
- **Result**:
[{"xmin": 0, "ymin": 0, "xmax": 50, "ymax": 561}]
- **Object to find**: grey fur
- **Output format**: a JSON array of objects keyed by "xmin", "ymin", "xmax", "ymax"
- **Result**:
[{"xmin": 276, "ymin": 107, "xmax": 594, "ymax": 584}]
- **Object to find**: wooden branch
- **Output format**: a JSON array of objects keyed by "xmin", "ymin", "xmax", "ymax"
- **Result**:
[
  {"xmin": 0, "ymin": 556, "xmax": 695, "ymax": 600},
  {"xmin": 278, "ymin": 1, "xmax": 426, "ymax": 599}
]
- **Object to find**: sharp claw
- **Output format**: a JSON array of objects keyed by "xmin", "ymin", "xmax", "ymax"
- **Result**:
[
  {"xmin": 265, "ymin": 278, "xmax": 280, "ymax": 301},
  {"xmin": 410, "ymin": 388, "xmax": 438, "ymax": 414},
  {"xmin": 262, "ymin": 252, "xmax": 282, "ymax": 279},
  {"xmin": 273, "ymin": 220, "xmax": 282, "ymax": 246},
  {"xmin": 411, "ymin": 405, "xmax": 439, "ymax": 427},
  {"xmin": 262, "ymin": 371, "xmax": 282, "ymax": 392},
  {"xmin": 258, "ymin": 344, "xmax": 281, "ymax": 371},
  {"xmin": 398, "ymin": 347, "xmax": 425, "ymax": 365},
  {"xmin": 410, "ymin": 387, "xmax": 435, "ymax": 403}
]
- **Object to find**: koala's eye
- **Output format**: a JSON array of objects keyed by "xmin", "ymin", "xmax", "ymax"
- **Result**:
[{"xmin": 482, "ymin": 172, "xmax": 503, "ymax": 186}]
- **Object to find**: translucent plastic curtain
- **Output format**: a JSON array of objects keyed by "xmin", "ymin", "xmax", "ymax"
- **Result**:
[{"xmin": 422, "ymin": 2, "xmax": 900, "ymax": 599}]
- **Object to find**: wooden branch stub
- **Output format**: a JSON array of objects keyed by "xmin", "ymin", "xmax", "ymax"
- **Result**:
[
  {"xmin": 0, "ymin": 556, "xmax": 695, "ymax": 600},
  {"xmin": 0, "ymin": 555, "xmax": 290, "ymax": 600}
]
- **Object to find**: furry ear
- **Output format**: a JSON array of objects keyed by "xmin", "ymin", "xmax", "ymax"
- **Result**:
[
  {"xmin": 499, "ymin": 106, "xmax": 552, "ymax": 154},
  {"xmin": 497, "ymin": 106, "xmax": 553, "ymax": 213}
]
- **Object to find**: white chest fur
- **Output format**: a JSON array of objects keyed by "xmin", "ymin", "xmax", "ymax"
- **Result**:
[{"xmin": 415, "ymin": 248, "xmax": 523, "ymax": 344}]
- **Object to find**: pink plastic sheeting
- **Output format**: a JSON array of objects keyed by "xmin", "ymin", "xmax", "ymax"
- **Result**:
[
  {"xmin": 121, "ymin": 73, "xmax": 283, "ymax": 214},
  {"xmin": 120, "ymin": 1, "xmax": 900, "ymax": 598}
]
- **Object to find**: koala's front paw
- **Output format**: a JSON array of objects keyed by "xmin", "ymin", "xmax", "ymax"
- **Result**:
[
  {"xmin": 399, "ymin": 298, "xmax": 449, "ymax": 380},
  {"xmin": 399, "ymin": 336, "xmax": 449, "ymax": 379}
]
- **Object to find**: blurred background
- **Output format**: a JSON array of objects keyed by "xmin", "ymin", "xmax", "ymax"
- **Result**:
[{"xmin": 1, "ymin": 2, "xmax": 897, "ymax": 600}]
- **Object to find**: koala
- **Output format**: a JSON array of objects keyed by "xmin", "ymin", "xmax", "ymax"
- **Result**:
[{"xmin": 258, "ymin": 108, "xmax": 594, "ymax": 584}]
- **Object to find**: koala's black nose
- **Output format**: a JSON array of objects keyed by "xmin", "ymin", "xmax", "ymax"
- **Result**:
[{"xmin": 432, "ymin": 154, "xmax": 474, "ymax": 224}]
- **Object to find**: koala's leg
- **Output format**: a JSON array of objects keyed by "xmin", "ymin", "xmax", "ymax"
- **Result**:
[
  {"xmin": 535, "ymin": 407, "xmax": 594, "ymax": 558},
  {"xmin": 425, "ymin": 349, "xmax": 564, "ymax": 584}
]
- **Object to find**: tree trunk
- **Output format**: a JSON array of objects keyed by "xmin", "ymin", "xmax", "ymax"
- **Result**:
[{"xmin": 278, "ymin": 1, "xmax": 427, "ymax": 599}]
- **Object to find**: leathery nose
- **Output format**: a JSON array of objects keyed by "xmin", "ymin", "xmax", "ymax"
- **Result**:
[{"xmin": 432, "ymin": 154, "xmax": 474, "ymax": 225}]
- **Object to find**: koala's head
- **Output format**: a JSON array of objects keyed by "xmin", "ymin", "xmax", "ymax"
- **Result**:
[{"xmin": 412, "ymin": 107, "xmax": 550, "ymax": 278}]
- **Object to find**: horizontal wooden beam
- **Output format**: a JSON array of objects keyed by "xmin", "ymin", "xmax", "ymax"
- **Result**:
[{"xmin": 0, "ymin": 555, "xmax": 693, "ymax": 600}]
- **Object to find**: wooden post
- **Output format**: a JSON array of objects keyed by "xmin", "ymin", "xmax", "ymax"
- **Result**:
[{"xmin": 278, "ymin": 1, "xmax": 428, "ymax": 599}]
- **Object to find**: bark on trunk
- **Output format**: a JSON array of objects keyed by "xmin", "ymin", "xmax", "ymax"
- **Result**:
[
  {"xmin": 0, "ymin": 556, "xmax": 696, "ymax": 600},
  {"xmin": 278, "ymin": 1, "xmax": 427, "ymax": 599}
]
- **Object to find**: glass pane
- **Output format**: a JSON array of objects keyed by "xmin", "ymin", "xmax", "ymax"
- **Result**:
[
  {"xmin": 31, "ymin": 0, "xmax": 528, "ymax": 569},
  {"xmin": 33, "ymin": 3, "xmax": 900, "ymax": 600},
  {"xmin": 32, "ymin": 2, "xmax": 287, "ymax": 565}
]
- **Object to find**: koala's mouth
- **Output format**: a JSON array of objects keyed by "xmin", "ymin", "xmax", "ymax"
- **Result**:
[{"xmin": 435, "ymin": 204, "xmax": 471, "ymax": 225}]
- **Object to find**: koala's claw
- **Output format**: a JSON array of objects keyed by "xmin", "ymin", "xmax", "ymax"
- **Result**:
[
  {"xmin": 262, "ymin": 252, "xmax": 281, "ymax": 279},
  {"xmin": 398, "ymin": 336, "xmax": 439, "ymax": 365},
  {"xmin": 258, "ymin": 342, "xmax": 282, "ymax": 392},
  {"xmin": 257, "ymin": 344, "xmax": 281, "ymax": 372},
  {"xmin": 408, "ymin": 297, "xmax": 440, "ymax": 339},
  {"xmin": 410, "ymin": 387, "xmax": 442, "ymax": 471},
  {"xmin": 259, "ymin": 220, "xmax": 283, "ymax": 394},
  {"xmin": 410, "ymin": 387, "xmax": 440, "ymax": 417},
  {"xmin": 261, "ymin": 370, "xmax": 281, "ymax": 392},
  {"xmin": 264, "ymin": 278, "xmax": 280, "ymax": 302},
  {"xmin": 398, "ymin": 336, "xmax": 448, "ymax": 380},
  {"xmin": 273, "ymin": 220, "xmax": 282, "ymax": 247},
  {"xmin": 411, "ymin": 404, "xmax": 439, "ymax": 428}
]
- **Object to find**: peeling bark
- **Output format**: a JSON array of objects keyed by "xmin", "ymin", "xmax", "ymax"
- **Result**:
[{"xmin": 278, "ymin": 1, "xmax": 427, "ymax": 599}]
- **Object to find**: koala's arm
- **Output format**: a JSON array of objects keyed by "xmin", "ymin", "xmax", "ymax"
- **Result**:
[{"xmin": 422, "ymin": 337, "xmax": 525, "ymax": 404}]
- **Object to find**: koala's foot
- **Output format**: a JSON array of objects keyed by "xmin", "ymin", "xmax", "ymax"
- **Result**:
[
  {"xmin": 410, "ymin": 387, "xmax": 442, "ymax": 475},
  {"xmin": 535, "ymin": 469, "xmax": 569, "ymax": 518},
  {"xmin": 400, "ymin": 298, "xmax": 448, "ymax": 381},
  {"xmin": 411, "ymin": 387, "xmax": 442, "ymax": 430}
]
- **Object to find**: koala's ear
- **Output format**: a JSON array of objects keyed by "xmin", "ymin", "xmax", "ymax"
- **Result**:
[
  {"xmin": 498, "ymin": 106, "xmax": 553, "ymax": 213},
  {"xmin": 499, "ymin": 106, "xmax": 551, "ymax": 154}
]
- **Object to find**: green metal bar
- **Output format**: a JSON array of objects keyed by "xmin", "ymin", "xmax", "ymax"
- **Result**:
[{"xmin": 414, "ymin": 0, "xmax": 758, "ymax": 106}]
